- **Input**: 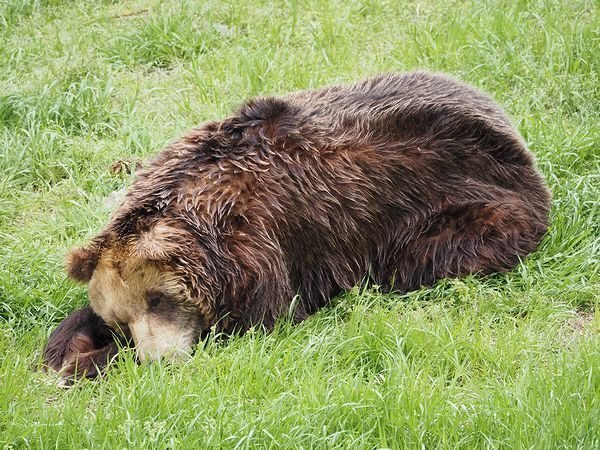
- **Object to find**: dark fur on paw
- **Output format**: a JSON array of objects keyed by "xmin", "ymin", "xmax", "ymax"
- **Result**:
[{"xmin": 43, "ymin": 306, "xmax": 130, "ymax": 382}]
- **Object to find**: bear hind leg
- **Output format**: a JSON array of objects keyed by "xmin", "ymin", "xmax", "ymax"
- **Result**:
[{"xmin": 394, "ymin": 197, "xmax": 548, "ymax": 291}]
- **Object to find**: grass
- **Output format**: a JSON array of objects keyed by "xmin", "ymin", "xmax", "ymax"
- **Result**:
[{"xmin": 0, "ymin": 0, "xmax": 598, "ymax": 448}]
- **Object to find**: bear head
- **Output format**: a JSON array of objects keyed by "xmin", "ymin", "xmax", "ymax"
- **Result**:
[{"xmin": 65, "ymin": 219, "xmax": 222, "ymax": 362}]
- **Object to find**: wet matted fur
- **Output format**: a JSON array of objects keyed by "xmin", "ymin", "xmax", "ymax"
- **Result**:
[
  {"xmin": 44, "ymin": 71, "xmax": 551, "ymax": 375},
  {"xmin": 43, "ymin": 306, "xmax": 128, "ymax": 381}
]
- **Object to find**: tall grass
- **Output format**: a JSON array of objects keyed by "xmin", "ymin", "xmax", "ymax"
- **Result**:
[{"xmin": 0, "ymin": 0, "xmax": 598, "ymax": 448}]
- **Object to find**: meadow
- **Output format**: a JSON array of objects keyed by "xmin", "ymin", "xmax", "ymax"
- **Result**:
[{"xmin": 0, "ymin": 0, "xmax": 598, "ymax": 448}]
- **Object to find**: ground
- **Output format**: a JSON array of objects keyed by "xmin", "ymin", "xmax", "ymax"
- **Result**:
[{"xmin": 0, "ymin": 0, "xmax": 598, "ymax": 448}]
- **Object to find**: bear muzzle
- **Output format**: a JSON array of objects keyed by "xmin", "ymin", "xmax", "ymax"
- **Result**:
[{"xmin": 129, "ymin": 316, "xmax": 195, "ymax": 362}]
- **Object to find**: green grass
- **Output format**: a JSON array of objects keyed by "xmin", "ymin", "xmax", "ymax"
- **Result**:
[{"xmin": 0, "ymin": 0, "xmax": 598, "ymax": 448}]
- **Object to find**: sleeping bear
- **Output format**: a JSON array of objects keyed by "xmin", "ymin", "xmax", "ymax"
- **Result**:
[{"xmin": 43, "ymin": 71, "xmax": 551, "ymax": 380}]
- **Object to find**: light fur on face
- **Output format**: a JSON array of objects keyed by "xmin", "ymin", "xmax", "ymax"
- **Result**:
[
  {"xmin": 87, "ymin": 249, "xmax": 201, "ymax": 361},
  {"xmin": 129, "ymin": 315, "xmax": 195, "ymax": 362}
]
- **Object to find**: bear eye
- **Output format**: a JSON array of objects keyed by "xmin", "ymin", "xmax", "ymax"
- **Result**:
[{"xmin": 147, "ymin": 292, "xmax": 163, "ymax": 309}]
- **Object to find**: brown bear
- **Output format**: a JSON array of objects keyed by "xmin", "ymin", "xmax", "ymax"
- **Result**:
[{"xmin": 43, "ymin": 71, "xmax": 551, "ymax": 378}]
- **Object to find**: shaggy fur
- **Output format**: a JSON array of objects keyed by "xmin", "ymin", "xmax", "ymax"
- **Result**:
[
  {"xmin": 43, "ymin": 306, "xmax": 128, "ymax": 380},
  {"xmin": 44, "ymin": 71, "xmax": 551, "ymax": 375}
]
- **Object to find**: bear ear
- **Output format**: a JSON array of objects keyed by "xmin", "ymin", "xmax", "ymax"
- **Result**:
[{"xmin": 65, "ymin": 246, "xmax": 100, "ymax": 283}]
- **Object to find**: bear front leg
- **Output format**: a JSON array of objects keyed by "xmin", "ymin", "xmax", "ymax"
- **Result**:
[{"xmin": 43, "ymin": 306, "xmax": 129, "ymax": 382}]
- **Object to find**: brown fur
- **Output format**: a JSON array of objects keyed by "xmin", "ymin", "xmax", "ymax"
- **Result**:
[
  {"xmin": 51, "ymin": 71, "xmax": 550, "ymax": 367},
  {"xmin": 42, "ymin": 306, "xmax": 129, "ymax": 381}
]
